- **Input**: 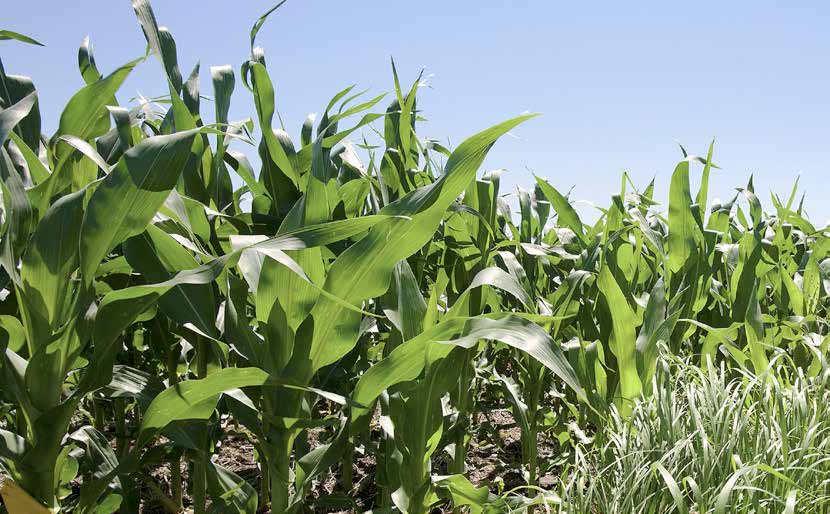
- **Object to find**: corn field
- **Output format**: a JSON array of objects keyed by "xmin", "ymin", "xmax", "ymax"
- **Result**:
[{"xmin": 1, "ymin": 2, "xmax": 829, "ymax": 513}]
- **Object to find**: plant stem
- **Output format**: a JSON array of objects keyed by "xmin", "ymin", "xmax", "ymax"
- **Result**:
[
  {"xmin": 15, "ymin": 407, "xmax": 27, "ymax": 440},
  {"xmin": 192, "ymin": 336, "xmax": 209, "ymax": 514},
  {"xmin": 192, "ymin": 455, "xmax": 207, "ymax": 514},
  {"xmin": 260, "ymin": 381, "xmax": 304, "ymax": 513},
  {"xmin": 139, "ymin": 475, "xmax": 182, "ymax": 514},
  {"xmin": 341, "ymin": 432, "xmax": 354, "ymax": 492},
  {"xmin": 525, "ymin": 364, "xmax": 543, "ymax": 514},
  {"xmin": 260, "ymin": 459, "xmax": 270, "ymax": 509},
  {"xmin": 166, "ymin": 344, "xmax": 183, "ymax": 510},
  {"xmin": 269, "ymin": 430, "xmax": 294, "ymax": 513},
  {"xmin": 91, "ymin": 396, "xmax": 104, "ymax": 432},
  {"xmin": 453, "ymin": 351, "xmax": 473, "ymax": 477},
  {"xmin": 114, "ymin": 398, "xmax": 127, "ymax": 457}
]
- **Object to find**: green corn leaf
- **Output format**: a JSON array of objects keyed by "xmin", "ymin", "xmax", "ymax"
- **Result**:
[
  {"xmin": 57, "ymin": 135, "xmax": 110, "ymax": 175},
  {"xmin": 597, "ymin": 265, "xmax": 642, "ymax": 410},
  {"xmin": 249, "ymin": 1, "xmax": 288, "ymax": 51},
  {"xmin": 123, "ymin": 224, "xmax": 218, "ymax": 338},
  {"xmin": 249, "ymin": 62, "xmax": 299, "ymax": 187},
  {"xmin": 0, "ymin": 30, "xmax": 44, "ymax": 46},
  {"xmin": 206, "ymin": 462, "xmax": 258, "ymax": 514},
  {"xmin": 77, "ymin": 36, "xmax": 102, "ymax": 85},
  {"xmin": 138, "ymin": 367, "xmax": 358, "ymax": 445},
  {"xmin": 535, "ymin": 176, "xmax": 585, "ymax": 244},
  {"xmin": 447, "ymin": 266, "xmax": 534, "ymax": 317},
  {"xmin": 0, "ymin": 91, "xmax": 36, "ymax": 147},
  {"xmin": 1, "ymin": 74, "xmax": 41, "ymax": 152},
  {"xmin": 79, "ymin": 129, "xmax": 200, "ymax": 283},
  {"xmin": 82, "ymin": 215, "xmax": 394, "ymax": 392},
  {"xmin": 51, "ymin": 59, "xmax": 138, "ymax": 145},
  {"xmin": 298, "ymin": 114, "xmax": 537, "ymax": 375},
  {"xmin": 19, "ymin": 188, "xmax": 85, "ymax": 335},
  {"xmin": 667, "ymin": 160, "xmax": 698, "ymax": 274},
  {"xmin": 351, "ymin": 314, "xmax": 582, "ymax": 430}
]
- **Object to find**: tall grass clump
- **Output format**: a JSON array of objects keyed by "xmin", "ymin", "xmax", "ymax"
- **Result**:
[{"xmin": 562, "ymin": 355, "xmax": 830, "ymax": 513}]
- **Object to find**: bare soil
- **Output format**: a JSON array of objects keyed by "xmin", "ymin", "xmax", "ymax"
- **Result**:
[{"xmin": 135, "ymin": 407, "xmax": 563, "ymax": 513}]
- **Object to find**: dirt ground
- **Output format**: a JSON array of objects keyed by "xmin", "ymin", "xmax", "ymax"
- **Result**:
[{"xmin": 136, "ymin": 406, "xmax": 562, "ymax": 513}]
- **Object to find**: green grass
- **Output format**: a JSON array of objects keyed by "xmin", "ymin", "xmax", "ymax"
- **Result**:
[{"xmin": 561, "ymin": 355, "xmax": 830, "ymax": 513}]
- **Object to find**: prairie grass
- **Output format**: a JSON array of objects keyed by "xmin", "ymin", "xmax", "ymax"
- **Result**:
[{"xmin": 560, "ymin": 355, "xmax": 830, "ymax": 513}]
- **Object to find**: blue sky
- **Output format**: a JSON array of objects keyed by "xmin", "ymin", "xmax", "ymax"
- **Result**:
[{"xmin": 4, "ymin": 1, "xmax": 829, "ymax": 223}]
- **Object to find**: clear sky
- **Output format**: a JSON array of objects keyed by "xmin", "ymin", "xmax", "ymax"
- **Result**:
[{"xmin": 3, "ymin": 1, "xmax": 829, "ymax": 223}]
